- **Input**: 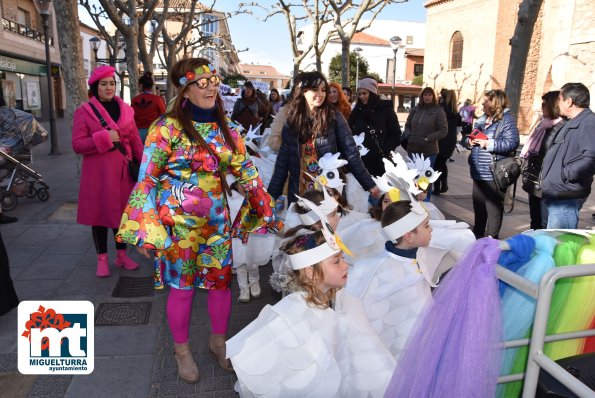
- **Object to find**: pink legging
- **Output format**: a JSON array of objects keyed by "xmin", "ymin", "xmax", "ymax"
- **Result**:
[{"xmin": 166, "ymin": 288, "xmax": 232, "ymax": 344}]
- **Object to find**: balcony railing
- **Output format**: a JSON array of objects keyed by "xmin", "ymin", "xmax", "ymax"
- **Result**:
[{"xmin": 2, "ymin": 18, "xmax": 53, "ymax": 46}]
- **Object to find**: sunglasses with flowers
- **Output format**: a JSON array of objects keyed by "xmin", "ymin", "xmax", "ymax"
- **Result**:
[{"xmin": 192, "ymin": 75, "xmax": 221, "ymax": 89}]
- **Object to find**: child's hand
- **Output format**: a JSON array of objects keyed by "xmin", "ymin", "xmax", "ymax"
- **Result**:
[{"xmin": 275, "ymin": 196, "xmax": 286, "ymax": 212}]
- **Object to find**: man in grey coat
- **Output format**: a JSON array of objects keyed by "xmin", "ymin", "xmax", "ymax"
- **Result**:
[{"xmin": 541, "ymin": 82, "xmax": 595, "ymax": 229}]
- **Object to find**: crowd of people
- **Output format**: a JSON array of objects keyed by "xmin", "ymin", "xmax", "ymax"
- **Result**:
[{"xmin": 1, "ymin": 55, "xmax": 594, "ymax": 395}]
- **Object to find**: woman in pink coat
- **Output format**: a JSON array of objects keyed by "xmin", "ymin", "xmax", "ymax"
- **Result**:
[{"xmin": 72, "ymin": 65, "xmax": 144, "ymax": 277}]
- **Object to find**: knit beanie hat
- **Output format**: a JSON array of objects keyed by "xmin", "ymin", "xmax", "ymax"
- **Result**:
[
  {"xmin": 358, "ymin": 77, "xmax": 378, "ymax": 95},
  {"xmin": 89, "ymin": 65, "xmax": 116, "ymax": 86}
]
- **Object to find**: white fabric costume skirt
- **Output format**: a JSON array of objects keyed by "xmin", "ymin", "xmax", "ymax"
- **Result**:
[{"xmin": 226, "ymin": 290, "xmax": 395, "ymax": 397}]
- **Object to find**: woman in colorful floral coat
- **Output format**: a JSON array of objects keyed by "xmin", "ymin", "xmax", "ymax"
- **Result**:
[{"xmin": 116, "ymin": 58, "xmax": 280, "ymax": 383}]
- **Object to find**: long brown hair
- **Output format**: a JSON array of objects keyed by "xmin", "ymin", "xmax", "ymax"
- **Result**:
[
  {"xmin": 541, "ymin": 90, "xmax": 560, "ymax": 119},
  {"xmin": 286, "ymin": 71, "xmax": 334, "ymax": 143},
  {"xmin": 283, "ymin": 231, "xmax": 337, "ymax": 309},
  {"xmin": 166, "ymin": 57, "xmax": 237, "ymax": 153},
  {"xmin": 445, "ymin": 90, "xmax": 458, "ymax": 113}
]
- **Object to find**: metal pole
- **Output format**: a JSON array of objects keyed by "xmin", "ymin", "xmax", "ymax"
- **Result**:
[
  {"xmin": 41, "ymin": 14, "xmax": 60, "ymax": 155},
  {"xmin": 356, "ymin": 57, "xmax": 359, "ymax": 88},
  {"xmin": 392, "ymin": 48, "xmax": 397, "ymax": 106}
]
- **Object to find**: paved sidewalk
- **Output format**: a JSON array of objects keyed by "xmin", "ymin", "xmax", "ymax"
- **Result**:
[
  {"xmin": 1, "ymin": 117, "xmax": 594, "ymax": 397},
  {"xmin": 0, "ymin": 118, "xmax": 277, "ymax": 397}
]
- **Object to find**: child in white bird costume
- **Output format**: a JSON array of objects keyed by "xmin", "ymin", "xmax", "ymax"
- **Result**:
[{"xmin": 227, "ymin": 196, "xmax": 395, "ymax": 397}]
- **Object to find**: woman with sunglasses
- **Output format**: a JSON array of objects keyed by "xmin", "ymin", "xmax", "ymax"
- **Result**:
[
  {"xmin": 268, "ymin": 71, "xmax": 380, "ymax": 206},
  {"xmin": 116, "ymin": 58, "xmax": 280, "ymax": 383}
]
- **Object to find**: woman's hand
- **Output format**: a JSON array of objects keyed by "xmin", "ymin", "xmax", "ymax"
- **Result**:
[
  {"xmin": 109, "ymin": 129, "xmax": 120, "ymax": 143},
  {"xmin": 136, "ymin": 246, "xmax": 154, "ymax": 259},
  {"xmin": 473, "ymin": 139, "xmax": 488, "ymax": 149},
  {"xmin": 369, "ymin": 186, "xmax": 382, "ymax": 198}
]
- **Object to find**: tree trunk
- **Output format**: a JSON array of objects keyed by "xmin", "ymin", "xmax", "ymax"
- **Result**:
[
  {"xmin": 315, "ymin": 50, "xmax": 322, "ymax": 73},
  {"xmin": 53, "ymin": 0, "xmax": 87, "ymax": 122},
  {"xmin": 293, "ymin": 63, "xmax": 300, "ymax": 81},
  {"xmin": 340, "ymin": 39, "xmax": 351, "ymax": 87},
  {"xmin": 124, "ymin": 32, "xmax": 140, "ymax": 98},
  {"xmin": 505, "ymin": 0, "xmax": 543, "ymax": 118},
  {"xmin": 165, "ymin": 46, "xmax": 177, "ymax": 100}
]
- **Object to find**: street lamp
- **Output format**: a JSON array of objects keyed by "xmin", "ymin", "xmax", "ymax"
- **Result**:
[
  {"xmin": 89, "ymin": 36, "xmax": 126, "ymax": 66},
  {"xmin": 389, "ymin": 36, "xmax": 402, "ymax": 107},
  {"xmin": 33, "ymin": 0, "xmax": 60, "ymax": 155},
  {"xmin": 353, "ymin": 47, "xmax": 363, "ymax": 86}
]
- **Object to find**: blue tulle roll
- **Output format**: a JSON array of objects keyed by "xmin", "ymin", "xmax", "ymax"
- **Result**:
[{"xmin": 498, "ymin": 234, "xmax": 536, "ymax": 296}]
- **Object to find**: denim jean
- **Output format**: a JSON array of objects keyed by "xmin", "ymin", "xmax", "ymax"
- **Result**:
[{"xmin": 544, "ymin": 198, "xmax": 586, "ymax": 229}]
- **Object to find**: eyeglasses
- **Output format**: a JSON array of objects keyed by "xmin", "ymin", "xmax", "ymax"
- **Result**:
[{"xmin": 193, "ymin": 75, "xmax": 221, "ymax": 89}]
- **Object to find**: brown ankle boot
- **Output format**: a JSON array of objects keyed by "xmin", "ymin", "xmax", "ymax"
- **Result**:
[
  {"xmin": 173, "ymin": 342, "xmax": 199, "ymax": 383},
  {"xmin": 209, "ymin": 334, "xmax": 234, "ymax": 372}
]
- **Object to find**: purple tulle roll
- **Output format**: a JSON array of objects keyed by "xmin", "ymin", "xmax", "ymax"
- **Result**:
[{"xmin": 384, "ymin": 238, "xmax": 503, "ymax": 398}]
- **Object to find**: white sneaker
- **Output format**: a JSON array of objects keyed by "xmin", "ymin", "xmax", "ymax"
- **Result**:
[
  {"xmin": 250, "ymin": 282, "xmax": 261, "ymax": 298},
  {"xmin": 239, "ymin": 288, "xmax": 250, "ymax": 303}
]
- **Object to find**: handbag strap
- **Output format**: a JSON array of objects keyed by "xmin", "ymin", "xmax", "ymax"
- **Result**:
[
  {"xmin": 490, "ymin": 117, "xmax": 514, "ymax": 161},
  {"xmin": 504, "ymin": 180, "xmax": 517, "ymax": 214},
  {"xmin": 88, "ymin": 102, "xmax": 128, "ymax": 158}
]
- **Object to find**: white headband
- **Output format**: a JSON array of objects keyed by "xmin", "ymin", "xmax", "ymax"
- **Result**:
[
  {"xmin": 382, "ymin": 208, "xmax": 428, "ymax": 241},
  {"xmin": 288, "ymin": 240, "xmax": 340, "ymax": 270}
]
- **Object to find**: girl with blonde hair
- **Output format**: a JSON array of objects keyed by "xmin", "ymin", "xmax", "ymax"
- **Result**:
[{"xmin": 227, "ymin": 197, "xmax": 394, "ymax": 397}]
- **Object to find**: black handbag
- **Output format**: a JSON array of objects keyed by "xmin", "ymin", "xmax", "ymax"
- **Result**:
[
  {"xmin": 491, "ymin": 156, "xmax": 521, "ymax": 192},
  {"xmin": 490, "ymin": 119, "xmax": 521, "ymax": 192},
  {"xmin": 88, "ymin": 102, "xmax": 140, "ymax": 181}
]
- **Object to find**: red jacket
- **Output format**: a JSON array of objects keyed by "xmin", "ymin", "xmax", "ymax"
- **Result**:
[
  {"xmin": 72, "ymin": 96, "xmax": 144, "ymax": 228},
  {"xmin": 131, "ymin": 92, "xmax": 166, "ymax": 128}
]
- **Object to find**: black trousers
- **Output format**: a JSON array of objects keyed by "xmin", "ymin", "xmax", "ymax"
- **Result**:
[
  {"xmin": 92, "ymin": 226, "xmax": 126, "ymax": 254},
  {"xmin": 472, "ymin": 179, "xmax": 504, "ymax": 239},
  {"xmin": 528, "ymin": 193, "xmax": 547, "ymax": 230},
  {"xmin": 0, "ymin": 231, "xmax": 19, "ymax": 316},
  {"xmin": 433, "ymin": 154, "xmax": 449, "ymax": 191}
]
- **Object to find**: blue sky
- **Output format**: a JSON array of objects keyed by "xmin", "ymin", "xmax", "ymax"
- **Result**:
[
  {"xmin": 79, "ymin": 1, "xmax": 426, "ymax": 76},
  {"xmin": 220, "ymin": 1, "xmax": 427, "ymax": 75}
]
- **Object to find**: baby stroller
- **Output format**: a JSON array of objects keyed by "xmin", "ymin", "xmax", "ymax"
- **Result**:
[{"xmin": 0, "ymin": 107, "xmax": 49, "ymax": 211}]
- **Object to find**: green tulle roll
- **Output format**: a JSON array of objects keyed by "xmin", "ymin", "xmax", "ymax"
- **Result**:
[{"xmin": 547, "ymin": 234, "xmax": 595, "ymax": 359}]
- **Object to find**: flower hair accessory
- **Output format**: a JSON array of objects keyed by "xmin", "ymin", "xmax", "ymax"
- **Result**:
[{"xmin": 179, "ymin": 63, "xmax": 217, "ymax": 86}]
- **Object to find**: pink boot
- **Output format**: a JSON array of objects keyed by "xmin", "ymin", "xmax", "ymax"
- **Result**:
[
  {"xmin": 115, "ymin": 249, "xmax": 139, "ymax": 271},
  {"xmin": 96, "ymin": 253, "xmax": 110, "ymax": 277}
]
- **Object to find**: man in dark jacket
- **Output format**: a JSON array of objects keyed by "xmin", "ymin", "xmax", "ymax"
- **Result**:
[{"xmin": 541, "ymin": 82, "xmax": 595, "ymax": 229}]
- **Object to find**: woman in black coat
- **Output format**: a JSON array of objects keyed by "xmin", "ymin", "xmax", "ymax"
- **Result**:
[
  {"xmin": 520, "ymin": 90, "xmax": 565, "ymax": 229},
  {"xmin": 268, "ymin": 72, "xmax": 379, "ymax": 204},
  {"xmin": 348, "ymin": 77, "xmax": 401, "ymax": 178},
  {"xmin": 434, "ymin": 89, "xmax": 461, "ymax": 194}
]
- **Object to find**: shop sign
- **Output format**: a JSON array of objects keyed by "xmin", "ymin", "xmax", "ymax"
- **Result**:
[
  {"xmin": 0, "ymin": 57, "xmax": 17, "ymax": 71},
  {"xmin": 0, "ymin": 54, "xmax": 48, "ymax": 75}
]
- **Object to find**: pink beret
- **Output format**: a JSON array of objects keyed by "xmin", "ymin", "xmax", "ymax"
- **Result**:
[{"xmin": 89, "ymin": 65, "xmax": 116, "ymax": 86}]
